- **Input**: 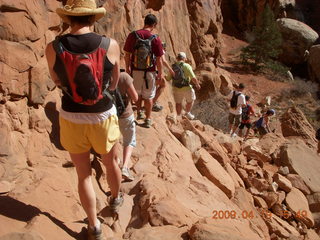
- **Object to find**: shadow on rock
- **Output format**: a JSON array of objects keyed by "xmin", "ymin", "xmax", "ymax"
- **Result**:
[
  {"xmin": 0, "ymin": 196, "xmax": 87, "ymax": 240},
  {"xmin": 44, "ymin": 101, "xmax": 64, "ymax": 150}
]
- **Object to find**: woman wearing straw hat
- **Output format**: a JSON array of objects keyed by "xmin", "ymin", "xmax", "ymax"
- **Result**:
[{"xmin": 45, "ymin": 1, "xmax": 122, "ymax": 239}]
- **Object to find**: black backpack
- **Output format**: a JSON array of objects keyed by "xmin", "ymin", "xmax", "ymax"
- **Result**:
[
  {"xmin": 230, "ymin": 91, "xmax": 241, "ymax": 109},
  {"xmin": 241, "ymin": 104, "xmax": 251, "ymax": 121},
  {"xmin": 105, "ymin": 88, "xmax": 127, "ymax": 117},
  {"xmin": 132, "ymin": 31, "xmax": 157, "ymax": 70},
  {"xmin": 172, "ymin": 62, "xmax": 189, "ymax": 88}
]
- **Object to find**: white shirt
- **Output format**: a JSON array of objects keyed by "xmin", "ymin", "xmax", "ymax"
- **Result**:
[{"xmin": 228, "ymin": 90, "xmax": 246, "ymax": 115}]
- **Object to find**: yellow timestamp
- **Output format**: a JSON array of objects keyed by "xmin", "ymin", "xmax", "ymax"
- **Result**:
[{"xmin": 212, "ymin": 210, "xmax": 255, "ymax": 219}]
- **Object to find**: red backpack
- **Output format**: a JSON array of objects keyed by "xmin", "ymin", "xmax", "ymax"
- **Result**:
[{"xmin": 53, "ymin": 36, "xmax": 110, "ymax": 105}]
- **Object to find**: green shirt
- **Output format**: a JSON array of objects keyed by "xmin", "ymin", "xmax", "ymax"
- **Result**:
[{"xmin": 166, "ymin": 61, "xmax": 196, "ymax": 91}]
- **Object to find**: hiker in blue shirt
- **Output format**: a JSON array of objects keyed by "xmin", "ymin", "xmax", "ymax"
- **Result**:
[{"xmin": 255, "ymin": 109, "xmax": 275, "ymax": 136}]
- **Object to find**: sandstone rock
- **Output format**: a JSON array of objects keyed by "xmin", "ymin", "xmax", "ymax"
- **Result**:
[
  {"xmin": 243, "ymin": 144, "xmax": 271, "ymax": 162},
  {"xmin": 277, "ymin": 18, "xmax": 319, "ymax": 65},
  {"xmin": 270, "ymin": 182, "xmax": 279, "ymax": 192},
  {"xmin": 253, "ymin": 196, "xmax": 268, "ymax": 209},
  {"xmin": 279, "ymin": 140, "xmax": 320, "ymax": 193},
  {"xmin": 265, "ymin": 214, "xmax": 300, "ymax": 239},
  {"xmin": 0, "ymin": 232, "xmax": 44, "ymax": 240},
  {"xmin": 286, "ymin": 188, "xmax": 314, "ymax": 228},
  {"xmin": 232, "ymin": 188, "xmax": 270, "ymax": 240},
  {"xmin": 148, "ymin": 198, "xmax": 196, "ymax": 227},
  {"xmin": 313, "ymin": 212, "xmax": 320, "ymax": 229},
  {"xmin": 189, "ymin": 217, "xmax": 265, "ymax": 240},
  {"xmin": 306, "ymin": 193, "xmax": 320, "ymax": 213},
  {"xmin": 277, "ymin": 166, "xmax": 289, "ymax": 176},
  {"xmin": 305, "ymin": 229, "xmax": 320, "ymax": 240},
  {"xmin": 0, "ymin": 181, "xmax": 14, "ymax": 194},
  {"xmin": 225, "ymin": 163, "xmax": 245, "ymax": 188},
  {"xmin": 250, "ymin": 178, "xmax": 269, "ymax": 192},
  {"xmin": 308, "ymin": 45, "xmax": 320, "ymax": 83},
  {"xmin": 29, "ymin": 57, "xmax": 55, "ymax": 105},
  {"xmin": 273, "ymin": 173, "xmax": 292, "ymax": 193},
  {"xmin": 277, "ymin": 191, "xmax": 286, "ymax": 205},
  {"xmin": 286, "ymin": 174, "xmax": 311, "ymax": 195},
  {"xmin": 262, "ymin": 192, "xmax": 279, "ymax": 209},
  {"xmin": 181, "ymin": 120, "xmax": 231, "ymax": 165},
  {"xmin": 280, "ymin": 107, "xmax": 318, "ymax": 148},
  {"xmin": 195, "ymin": 148, "xmax": 235, "ymax": 198},
  {"xmin": 128, "ymin": 225, "xmax": 187, "ymax": 240},
  {"xmin": 271, "ymin": 204, "xmax": 285, "ymax": 218},
  {"xmin": 0, "ymin": 40, "xmax": 37, "ymax": 73},
  {"xmin": 181, "ymin": 130, "xmax": 202, "ymax": 153}
]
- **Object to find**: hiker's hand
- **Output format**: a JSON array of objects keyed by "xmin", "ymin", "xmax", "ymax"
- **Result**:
[
  {"xmin": 169, "ymin": 69, "xmax": 175, "ymax": 77},
  {"xmin": 195, "ymin": 83, "xmax": 201, "ymax": 90}
]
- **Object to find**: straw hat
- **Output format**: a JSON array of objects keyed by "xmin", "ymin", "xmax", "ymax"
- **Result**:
[{"xmin": 56, "ymin": 0, "xmax": 106, "ymax": 24}]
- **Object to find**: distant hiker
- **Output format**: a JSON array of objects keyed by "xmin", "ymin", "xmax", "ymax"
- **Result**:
[
  {"xmin": 152, "ymin": 42, "xmax": 175, "ymax": 112},
  {"xmin": 118, "ymin": 71, "xmax": 138, "ymax": 181},
  {"xmin": 238, "ymin": 95, "xmax": 255, "ymax": 140},
  {"xmin": 45, "ymin": 0, "xmax": 123, "ymax": 239},
  {"xmin": 228, "ymin": 83, "xmax": 246, "ymax": 137},
  {"xmin": 124, "ymin": 14, "xmax": 163, "ymax": 128},
  {"xmin": 167, "ymin": 52, "xmax": 201, "ymax": 120},
  {"xmin": 255, "ymin": 109, "xmax": 275, "ymax": 136}
]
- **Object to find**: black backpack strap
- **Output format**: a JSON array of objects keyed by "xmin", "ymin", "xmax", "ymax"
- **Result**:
[
  {"xmin": 134, "ymin": 31, "xmax": 142, "ymax": 40},
  {"xmin": 100, "ymin": 36, "xmax": 111, "ymax": 51},
  {"xmin": 52, "ymin": 36, "xmax": 64, "ymax": 55}
]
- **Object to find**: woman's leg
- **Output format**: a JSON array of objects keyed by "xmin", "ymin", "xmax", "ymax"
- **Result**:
[
  {"xmin": 70, "ymin": 151, "xmax": 98, "ymax": 228},
  {"xmin": 101, "ymin": 142, "xmax": 122, "ymax": 198}
]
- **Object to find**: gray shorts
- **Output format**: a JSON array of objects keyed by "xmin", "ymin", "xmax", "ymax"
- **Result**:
[
  {"xmin": 119, "ymin": 114, "xmax": 136, "ymax": 147},
  {"xmin": 229, "ymin": 113, "xmax": 241, "ymax": 126}
]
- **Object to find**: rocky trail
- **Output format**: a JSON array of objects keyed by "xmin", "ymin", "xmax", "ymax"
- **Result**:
[{"xmin": 1, "ymin": 0, "xmax": 320, "ymax": 240}]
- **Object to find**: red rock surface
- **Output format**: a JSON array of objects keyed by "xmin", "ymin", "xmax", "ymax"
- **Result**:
[{"xmin": 1, "ymin": 1, "xmax": 320, "ymax": 239}]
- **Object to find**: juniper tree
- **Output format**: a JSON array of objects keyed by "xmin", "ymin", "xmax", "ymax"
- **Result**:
[{"xmin": 241, "ymin": 4, "xmax": 283, "ymax": 71}]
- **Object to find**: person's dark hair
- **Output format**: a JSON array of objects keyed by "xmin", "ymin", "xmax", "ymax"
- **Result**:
[
  {"xmin": 69, "ymin": 15, "xmax": 95, "ymax": 25},
  {"xmin": 266, "ymin": 109, "xmax": 275, "ymax": 115},
  {"xmin": 238, "ymin": 83, "xmax": 245, "ymax": 89},
  {"xmin": 245, "ymin": 95, "xmax": 250, "ymax": 101},
  {"xmin": 144, "ymin": 14, "xmax": 158, "ymax": 26}
]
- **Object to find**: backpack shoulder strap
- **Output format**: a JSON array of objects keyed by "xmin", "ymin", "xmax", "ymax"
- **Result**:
[
  {"xmin": 134, "ymin": 31, "xmax": 142, "ymax": 40},
  {"xmin": 149, "ymin": 34, "xmax": 158, "ymax": 41},
  {"xmin": 52, "ymin": 36, "xmax": 64, "ymax": 55},
  {"xmin": 100, "ymin": 36, "xmax": 111, "ymax": 51}
]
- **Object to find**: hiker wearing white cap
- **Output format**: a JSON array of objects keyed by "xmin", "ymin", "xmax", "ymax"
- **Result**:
[
  {"xmin": 45, "ymin": 0, "xmax": 123, "ymax": 239},
  {"xmin": 167, "ymin": 52, "xmax": 201, "ymax": 120}
]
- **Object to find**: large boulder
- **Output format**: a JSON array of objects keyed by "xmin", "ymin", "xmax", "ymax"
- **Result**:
[
  {"xmin": 279, "ymin": 139, "xmax": 320, "ymax": 193},
  {"xmin": 189, "ymin": 217, "xmax": 265, "ymax": 240},
  {"xmin": 285, "ymin": 188, "xmax": 314, "ymax": 228},
  {"xmin": 277, "ymin": 18, "xmax": 318, "ymax": 65},
  {"xmin": 280, "ymin": 106, "xmax": 317, "ymax": 148},
  {"xmin": 195, "ymin": 148, "xmax": 235, "ymax": 198},
  {"xmin": 308, "ymin": 45, "xmax": 320, "ymax": 83}
]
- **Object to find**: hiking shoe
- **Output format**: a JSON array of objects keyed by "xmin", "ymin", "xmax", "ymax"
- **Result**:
[
  {"xmin": 109, "ymin": 192, "xmax": 124, "ymax": 213},
  {"xmin": 152, "ymin": 102, "xmax": 163, "ymax": 112},
  {"xmin": 137, "ymin": 111, "xmax": 145, "ymax": 120},
  {"xmin": 121, "ymin": 167, "xmax": 134, "ymax": 182},
  {"xmin": 143, "ymin": 119, "xmax": 152, "ymax": 128},
  {"xmin": 88, "ymin": 226, "xmax": 105, "ymax": 240},
  {"xmin": 231, "ymin": 133, "xmax": 237, "ymax": 138},
  {"xmin": 185, "ymin": 112, "xmax": 195, "ymax": 120}
]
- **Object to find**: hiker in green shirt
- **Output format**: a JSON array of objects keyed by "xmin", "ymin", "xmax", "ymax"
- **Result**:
[{"xmin": 167, "ymin": 52, "xmax": 201, "ymax": 120}]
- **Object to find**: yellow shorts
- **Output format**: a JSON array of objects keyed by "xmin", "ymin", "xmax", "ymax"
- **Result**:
[{"xmin": 59, "ymin": 115, "xmax": 120, "ymax": 154}]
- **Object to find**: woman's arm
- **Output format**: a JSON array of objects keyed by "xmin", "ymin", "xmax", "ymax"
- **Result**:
[
  {"xmin": 107, "ymin": 38, "xmax": 120, "ymax": 91},
  {"xmin": 45, "ymin": 42, "xmax": 61, "ymax": 86}
]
